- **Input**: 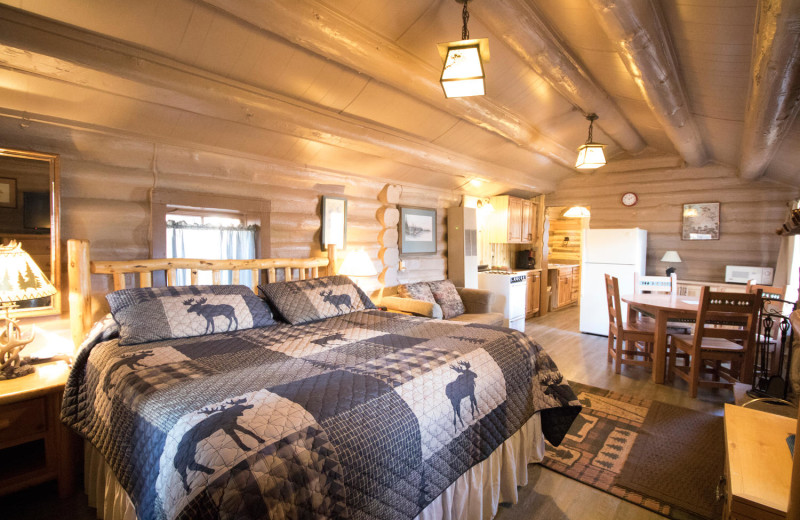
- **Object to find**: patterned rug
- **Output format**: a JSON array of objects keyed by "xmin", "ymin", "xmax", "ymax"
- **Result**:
[{"xmin": 541, "ymin": 382, "xmax": 724, "ymax": 520}]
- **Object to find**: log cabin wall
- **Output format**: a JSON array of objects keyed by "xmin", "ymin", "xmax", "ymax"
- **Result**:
[
  {"xmin": 546, "ymin": 164, "xmax": 798, "ymax": 281},
  {"xmin": 546, "ymin": 207, "xmax": 584, "ymax": 265},
  {"xmin": 0, "ymin": 119, "xmax": 457, "ymax": 317}
]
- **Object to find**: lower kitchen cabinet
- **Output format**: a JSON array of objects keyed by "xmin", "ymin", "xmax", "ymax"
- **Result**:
[
  {"xmin": 523, "ymin": 270, "xmax": 541, "ymax": 318},
  {"xmin": 550, "ymin": 265, "xmax": 580, "ymax": 310}
]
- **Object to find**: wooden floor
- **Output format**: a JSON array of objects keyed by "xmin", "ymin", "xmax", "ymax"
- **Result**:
[{"xmin": 0, "ymin": 305, "xmax": 734, "ymax": 520}]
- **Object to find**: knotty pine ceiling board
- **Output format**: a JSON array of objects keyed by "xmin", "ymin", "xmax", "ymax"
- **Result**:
[
  {"xmin": 322, "ymin": 0, "xmax": 435, "ymax": 42},
  {"xmin": 340, "ymin": 81, "xmax": 460, "ymax": 142}
]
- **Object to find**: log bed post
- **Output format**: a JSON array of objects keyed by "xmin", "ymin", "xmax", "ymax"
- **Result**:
[
  {"xmin": 68, "ymin": 239, "xmax": 92, "ymax": 352},
  {"xmin": 328, "ymin": 246, "xmax": 337, "ymax": 276}
]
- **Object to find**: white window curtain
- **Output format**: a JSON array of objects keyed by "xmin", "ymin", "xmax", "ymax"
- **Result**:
[
  {"xmin": 167, "ymin": 221, "xmax": 258, "ymax": 286},
  {"xmin": 774, "ymin": 200, "xmax": 800, "ymax": 305}
]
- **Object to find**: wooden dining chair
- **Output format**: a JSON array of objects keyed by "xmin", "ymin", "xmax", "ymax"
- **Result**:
[
  {"xmin": 605, "ymin": 274, "xmax": 656, "ymax": 373},
  {"xmin": 667, "ymin": 286, "xmax": 760, "ymax": 398}
]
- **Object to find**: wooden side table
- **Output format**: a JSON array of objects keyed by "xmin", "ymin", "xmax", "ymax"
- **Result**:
[
  {"xmin": 0, "ymin": 362, "xmax": 79, "ymax": 498},
  {"xmin": 723, "ymin": 403, "xmax": 795, "ymax": 519}
]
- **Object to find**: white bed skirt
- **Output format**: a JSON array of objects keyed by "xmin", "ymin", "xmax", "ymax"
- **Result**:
[{"xmin": 84, "ymin": 413, "xmax": 544, "ymax": 520}]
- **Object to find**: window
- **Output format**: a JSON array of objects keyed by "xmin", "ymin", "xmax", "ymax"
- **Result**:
[
  {"xmin": 150, "ymin": 189, "xmax": 271, "ymax": 287},
  {"xmin": 166, "ymin": 211, "xmax": 258, "ymax": 285}
]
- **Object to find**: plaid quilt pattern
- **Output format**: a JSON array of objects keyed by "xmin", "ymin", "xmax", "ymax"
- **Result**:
[{"xmin": 62, "ymin": 309, "xmax": 580, "ymax": 520}]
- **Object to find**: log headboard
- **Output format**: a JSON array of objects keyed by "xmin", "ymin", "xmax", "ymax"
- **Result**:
[{"xmin": 67, "ymin": 239, "xmax": 337, "ymax": 350}]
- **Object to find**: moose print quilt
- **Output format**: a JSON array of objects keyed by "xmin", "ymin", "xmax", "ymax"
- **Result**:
[{"xmin": 62, "ymin": 309, "xmax": 581, "ymax": 520}]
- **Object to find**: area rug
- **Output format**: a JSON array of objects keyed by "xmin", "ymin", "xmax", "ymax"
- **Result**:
[{"xmin": 541, "ymin": 382, "xmax": 724, "ymax": 520}]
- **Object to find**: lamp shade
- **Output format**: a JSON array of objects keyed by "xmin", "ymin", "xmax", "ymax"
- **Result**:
[
  {"xmin": 438, "ymin": 38, "xmax": 490, "ymax": 98},
  {"xmin": 661, "ymin": 251, "xmax": 682, "ymax": 263},
  {"xmin": 338, "ymin": 250, "xmax": 378, "ymax": 277},
  {"xmin": 563, "ymin": 206, "xmax": 591, "ymax": 218},
  {"xmin": 575, "ymin": 143, "xmax": 607, "ymax": 169},
  {"xmin": 0, "ymin": 241, "xmax": 57, "ymax": 303}
]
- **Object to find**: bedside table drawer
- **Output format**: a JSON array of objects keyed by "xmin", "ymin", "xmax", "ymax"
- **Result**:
[{"xmin": 0, "ymin": 397, "xmax": 47, "ymax": 445}]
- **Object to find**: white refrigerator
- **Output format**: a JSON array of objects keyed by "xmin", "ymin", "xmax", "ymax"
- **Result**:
[{"xmin": 579, "ymin": 228, "xmax": 647, "ymax": 335}]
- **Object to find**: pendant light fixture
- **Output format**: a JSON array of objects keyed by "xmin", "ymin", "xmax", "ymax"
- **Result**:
[
  {"xmin": 575, "ymin": 113, "xmax": 606, "ymax": 169},
  {"xmin": 563, "ymin": 206, "xmax": 591, "ymax": 218},
  {"xmin": 438, "ymin": 0, "xmax": 490, "ymax": 98}
]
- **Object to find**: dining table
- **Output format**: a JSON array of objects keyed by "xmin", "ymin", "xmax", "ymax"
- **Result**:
[
  {"xmin": 620, "ymin": 293, "xmax": 698, "ymax": 384},
  {"xmin": 621, "ymin": 292, "xmax": 755, "ymax": 385}
]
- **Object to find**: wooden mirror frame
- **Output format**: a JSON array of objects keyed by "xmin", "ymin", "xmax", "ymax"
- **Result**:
[{"xmin": 0, "ymin": 148, "xmax": 61, "ymax": 317}]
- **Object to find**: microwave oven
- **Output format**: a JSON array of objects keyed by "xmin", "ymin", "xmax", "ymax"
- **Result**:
[{"xmin": 724, "ymin": 265, "xmax": 774, "ymax": 285}]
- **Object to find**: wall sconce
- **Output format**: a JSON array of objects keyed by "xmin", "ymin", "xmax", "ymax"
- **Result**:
[
  {"xmin": 438, "ymin": 0, "xmax": 490, "ymax": 98},
  {"xmin": 575, "ymin": 114, "xmax": 606, "ymax": 169},
  {"xmin": 563, "ymin": 206, "xmax": 591, "ymax": 218}
]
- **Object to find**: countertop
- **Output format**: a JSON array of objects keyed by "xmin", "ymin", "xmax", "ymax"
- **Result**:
[{"xmin": 547, "ymin": 263, "xmax": 579, "ymax": 269}]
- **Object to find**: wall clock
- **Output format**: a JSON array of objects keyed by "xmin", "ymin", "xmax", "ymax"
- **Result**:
[{"xmin": 621, "ymin": 192, "xmax": 638, "ymax": 207}]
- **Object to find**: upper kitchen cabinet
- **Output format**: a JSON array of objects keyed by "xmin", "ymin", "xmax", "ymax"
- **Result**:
[{"xmin": 488, "ymin": 196, "xmax": 536, "ymax": 244}]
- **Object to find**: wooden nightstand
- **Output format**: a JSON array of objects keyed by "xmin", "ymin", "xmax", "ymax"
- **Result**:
[
  {"xmin": 0, "ymin": 362, "xmax": 79, "ymax": 498},
  {"xmin": 723, "ymin": 403, "xmax": 795, "ymax": 519}
]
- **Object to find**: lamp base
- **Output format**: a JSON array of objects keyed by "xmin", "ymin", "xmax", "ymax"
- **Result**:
[
  {"xmin": 1, "ymin": 304, "xmax": 36, "ymax": 379},
  {"xmin": 665, "ymin": 267, "xmax": 676, "ymax": 276}
]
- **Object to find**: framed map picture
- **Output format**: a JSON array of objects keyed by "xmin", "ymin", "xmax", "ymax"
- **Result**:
[
  {"xmin": 321, "ymin": 196, "xmax": 347, "ymax": 251},
  {"xmin": 682, "ymin": 202, "xmax": 719, "ymax": 240},
  {"xmin": 0, "ymin": 177, "xmax": 16, "ymax": 208},
  {"xmin": 399, "ymin": 206, "xmax": 436, "ymax": 254}
]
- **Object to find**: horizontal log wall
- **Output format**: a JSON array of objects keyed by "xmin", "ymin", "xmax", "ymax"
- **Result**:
[
  {"xmin": 547, "ymin": 164, "xmax": 798, "ymax": 282},
  {"xmin": 546, "ymin": 207, "xmax": 584, "ymax": 264},
  {"xmin": 0, "ymin": 119, "xmax": 458, "ymax": 318}
]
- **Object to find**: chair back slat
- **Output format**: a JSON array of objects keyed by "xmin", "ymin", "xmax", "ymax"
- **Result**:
[
  {"xmin": 691, "ymin": 287, "xmax": 760, "ymax": 352},
  {"xmin": 605, "ymin": 274, "xmax": 624, "ymax": 330},
  {"xmin": 634, "ymin": 272, "xmax": 677, "ymax": 294}
]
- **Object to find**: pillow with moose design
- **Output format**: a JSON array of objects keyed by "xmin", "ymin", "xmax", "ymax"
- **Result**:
[
  {"xmin": 107, "ymin": 285, "xmax": 275, "ymax": 345},
  {"xmin": 259, "ymin": 275, "xmax": 376, "ymax": 325}
]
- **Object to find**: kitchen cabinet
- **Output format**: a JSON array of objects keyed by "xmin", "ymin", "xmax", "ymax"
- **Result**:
[
  {"xmin": 489, "ymin": 196, "xmax": 535, "ymax": 244},
  {"xmin": 526, "ymin": 270, "xmax": 541, "ymax": 317},
  {"xmin": 550, "ymin": 265, "xmax": 580, "ymax": 310}
]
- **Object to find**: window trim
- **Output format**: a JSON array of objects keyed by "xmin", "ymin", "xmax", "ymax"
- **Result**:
[{"xmin": 150, "ymin": 189, "xmax": 270, "ymax": 286}]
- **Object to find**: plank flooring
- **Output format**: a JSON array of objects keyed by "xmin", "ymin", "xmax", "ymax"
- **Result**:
[{"xmin": 0, "ymin": 305, "xmax": 734, "ymax": 519}]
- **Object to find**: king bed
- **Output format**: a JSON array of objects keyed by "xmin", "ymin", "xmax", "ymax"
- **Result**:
[{"xmin": 62, "ymin": 239, "xmax": 580, "ymax": 520}]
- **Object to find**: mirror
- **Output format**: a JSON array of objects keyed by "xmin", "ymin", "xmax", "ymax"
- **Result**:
[{"xmin": 0, "ymin": 148, "xmax": 60, "ymax": 317}]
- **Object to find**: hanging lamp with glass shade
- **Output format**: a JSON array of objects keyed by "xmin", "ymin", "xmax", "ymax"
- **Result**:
[
  {"xmin": 438, "ymin": 0, "xmax": 490, "ymax": 98},
  {"xmin": 575, "ymin": 114, "xmax": 606, "ymax": 169}
]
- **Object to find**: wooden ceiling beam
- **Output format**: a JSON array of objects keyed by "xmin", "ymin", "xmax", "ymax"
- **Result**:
[
  {"xmin": 739, "ymin": 0, "xmax": 800, "ymax": 180},
  {"xmin": 0, "ymin": 9, "xmax": 555, "ymax": 193},
  {"xmin": 199, "ymin": 0, "xmax": 576, "ymax": 167},
  {"xmin": 471, "ymin": 0, "xmax": 646, "ymax": 155},
  {"xmin": 588, "ymin": 0, "xmax": 708, "ymax": 167}
]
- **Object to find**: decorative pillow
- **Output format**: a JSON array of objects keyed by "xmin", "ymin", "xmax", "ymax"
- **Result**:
[
  {"xmin": 259, "ymin": 275, "xmax": 376, "ymax": 325},
  {"xmin": 428, "ymin": 280, "xmax": 465, "ymax": 319},
  {"xmin": 397, "ymin": 281, "xmax": 436, "ymax": 303},
  {"xmin": 107, "ymin": 285, "xmax": 275, "ymax": 345}
]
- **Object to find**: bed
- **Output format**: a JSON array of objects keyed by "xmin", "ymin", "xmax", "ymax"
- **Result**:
[{"xmin": 62, "ymin": 239, "xmax": 581, "ymax": 520}]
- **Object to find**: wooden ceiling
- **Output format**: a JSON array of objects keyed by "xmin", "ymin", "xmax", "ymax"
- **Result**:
[{"xmin": 0, "ymin": 0, "xmax": 798, "ymax": 196}]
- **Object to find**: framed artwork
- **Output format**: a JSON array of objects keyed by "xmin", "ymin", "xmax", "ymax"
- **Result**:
[
  {"xmin": 321, "ymin": 196, "xmax": 347, "ymax": 251},
  {"xmin": 682, "ymin": 202, "xmax": 719, "ymax": 240},
  {"xmin": 399, "ymin": 206, "xmax": 437, "ymax": 254},
  {"xmin": 0, "ymin": 177, "xmax": 16, "ymax": 208}
]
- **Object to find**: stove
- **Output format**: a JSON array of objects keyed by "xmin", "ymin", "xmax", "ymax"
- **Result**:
[{"xmin": 477, "ymin": 271, "xmax": 528, "ymax": 332}]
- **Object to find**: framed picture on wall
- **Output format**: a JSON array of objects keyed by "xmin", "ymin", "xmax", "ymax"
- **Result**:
[
  {"xmin": 682, "ymin": 202, "xmax": 719, "ymax": 240},
  {"xmin": 399, "ymin": 206, "xmax": 437, "ymax": 254},
  {"xmin": 321, "ymin": 196, "xmax": 347, "ymax": 251},
  {"xmin": 0, "ymin": 177, "xmax": 16, "ymax": 208}
]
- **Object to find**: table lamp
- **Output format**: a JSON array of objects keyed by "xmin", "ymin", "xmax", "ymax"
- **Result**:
[
  {"xmin": 0, "ymin": 241, "xmax": 57, "ymax": 379},
  {"xmin": 338, "ymin": 250, "xmax": 378, "ymax": 279},
  {"xmin": 661, "ymin": 250, "xmax": 682, "ymax": 276}
]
